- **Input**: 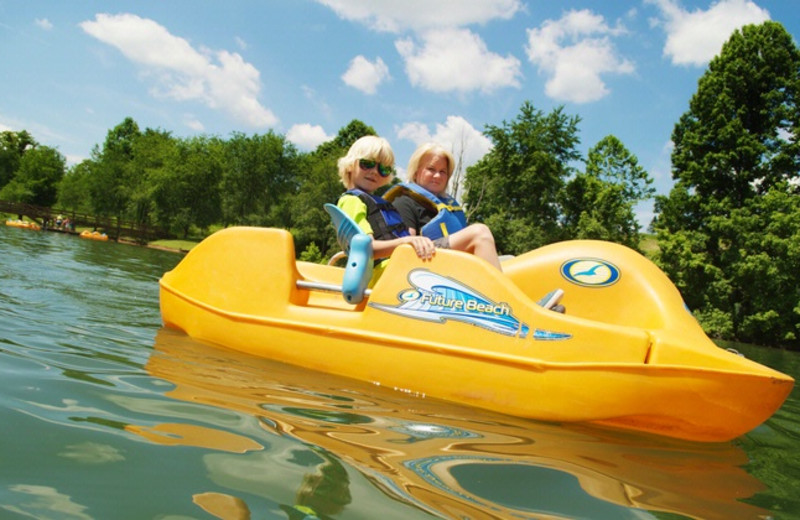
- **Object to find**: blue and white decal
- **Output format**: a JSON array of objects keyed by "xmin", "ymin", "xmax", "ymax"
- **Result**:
[
  {"xmin": 532, "ymin": 328, "xmax": 572, "ymax": 341},
  {"xmin": 561, "ymin": 258, "xmax": 620, "ymax": 287},
  {"xmin": 371, "ymin": 270, "xmax": 572, "ymax": 342},
  {"xmin": 371, "ymin": 269, "xmax": 529, "ymax": 337}
]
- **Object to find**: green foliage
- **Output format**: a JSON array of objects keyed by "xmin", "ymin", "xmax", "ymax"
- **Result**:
[
  {"xmin": 316, "ymin": 119, "xmax": 376, "ymax": 154},
  {"xmin": 299, "ymin": 242, "xmax": 325, "ymax": 264},
  {"xmin": 90, "ymin": 118, "xmax": 142, "ymax": 220},
  {"xmin": 561, "ymin": 174, "xmax": 640, "ymax": 248},
  {"xmin": 2, "ymin": 118, "xmax": 382, "ymax": 255},
  {"xmin": 0, "ymin": 145, "xmax": 65, "ymax": 206},
  {"xmin": 562, "ymin": 135, "xmax": 654, "ymax": 249},
  {"xmin": 717, "ymin": 189, "xmax": 800, "ymax": 343},
  {"xmin": 58, "ymin": 160, "xmax": 93, "ymax": 213},
  {"xmin": 671, "ymin": 22, "xmax": 800, "ymax": 206},
  {"xmin": 464, "ymin": 103, "xmax": 582, "ymax": 254},
  {"xmin": 127, "ymin": 128, "xmax": 176, "ymax": 228},
  {"xmin": 653, "ymin": 21, "xmax": 800, "ymax": 347},
  {"xmin": 220, "ymin": 131, "xmax": 300, "ymax": 227},
  {"xmin": 463, "ymin": 105, "xmax": 651, "ymax": 255},
  {"xmin": 165, "ymin": 137, "xmax": 224, "ymax": 236},
  {"xmin": 0, "ymin": 130, "xmax": 37, "ymax": 189},
  {"xmin": 585, "ymin": 135, "xmax": 654, "ymax": 202}
]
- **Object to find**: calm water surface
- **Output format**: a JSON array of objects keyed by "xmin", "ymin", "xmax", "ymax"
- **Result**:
[{"xmin": 2, "ymin": 224, "xmax": 799, "ymax": 520}]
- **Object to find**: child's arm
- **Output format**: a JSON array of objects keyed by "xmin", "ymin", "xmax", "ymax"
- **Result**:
[{"xmin": 372, "ymin": 235, "xmax": 435, "ymax": 261}]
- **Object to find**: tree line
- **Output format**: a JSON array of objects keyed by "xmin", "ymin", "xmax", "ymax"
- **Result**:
[
  {"xmin": 0, "ymin": 111, "xmax": 654, "ymax": 259},
  {"xmin": 1, "ymin": 21, "xmax": 797, "ymax": 348}
]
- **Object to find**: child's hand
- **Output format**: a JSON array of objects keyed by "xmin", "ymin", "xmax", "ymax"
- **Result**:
[{"xmin": 406, "ymin": 235, "xmax": 436, "ymax": 261}]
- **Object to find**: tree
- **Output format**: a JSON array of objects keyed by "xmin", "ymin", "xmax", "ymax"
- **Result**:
[
  {"xmin": 0, "ymin": 145, "xmax": 65, "ymax": 206},
  {"xmin": 320, "ymin": 119, "xmax": 376, "ymax": 152},
  {"xmin": 58, "ymin": 160, "xmax": 93, "ymax": 213},
  {"xmin": 670, "ymin": 22, "xmax": 800, "ymax": 207},
  {"xmin": 128, "ymin": 128, "xmax": 178, "ymax": 230},
  {"xmin": 220, "ymin": 131, "xmax": 300, "ymax": 227},
  {"xmin": 585, "ymin": 135, "xmax": 654, "ymax": 202},
  {"xmin": 562, "ymin": 135, "xmax": 654, "ymax": 249},
  {"xmin": 709, "ymin": 188, "xmax": 800, "ymax": 343},
  {"xmin": 653, "ymin": 21, "xmax": 800, "ymax": 346},
  {"xmin": 150, "ymin": 136, "xmax": 223, "ymax": 237},
  {"xmin": 0, "ymin": 130, "xmax": 36, "ymax": 190},
  {"xmin": 560, "ymin": 174, "xmax": 641, "ymax": 248},
  {"xmin": 464, "ymin": 102, "xmax": 582, "ymax": 254},
  {"xmin": 90, "ymin": 118, "xmax": 142, "ymax": 224}
]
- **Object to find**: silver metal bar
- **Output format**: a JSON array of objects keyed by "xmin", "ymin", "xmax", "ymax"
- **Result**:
[{"xmin": 296, "ymin": 280, "xmax": 372, "ymax": 297}]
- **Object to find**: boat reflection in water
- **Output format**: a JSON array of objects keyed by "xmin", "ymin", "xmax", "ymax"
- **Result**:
[{"xmin": 141, "ymin": 328, "xmax": 768, "ymax": 520}]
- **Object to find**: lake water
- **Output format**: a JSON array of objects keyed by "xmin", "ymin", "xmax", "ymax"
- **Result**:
[{"xmin": 2, "ymin": 223, "xmax": 800, "ymax": 520}]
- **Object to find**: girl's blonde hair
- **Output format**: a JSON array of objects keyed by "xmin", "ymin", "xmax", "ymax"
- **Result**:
[
  {"xmin": 406, "ymin": 142, "xmax": 456, "ymax": 185},
  {"xmin": 337, "ymin": 135, "xmax": 395, "ymax": 189}
]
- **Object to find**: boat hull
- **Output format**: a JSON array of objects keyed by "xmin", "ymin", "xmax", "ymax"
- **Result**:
[
  {"xmin": 5, "ymin": 219, "xmax": 40, "ymax": 230},
  {"xmin": 159, "ymin": 227, "xmax": 794, "ymax": 442},
  {"xmin": 79, "ymin": 230, "xmax": 109, "ymax": 241}
]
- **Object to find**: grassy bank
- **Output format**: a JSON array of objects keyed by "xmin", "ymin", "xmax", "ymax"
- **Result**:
[{"xmin": 147, "ymin": 239, "xmax": 198, "ymax": 253}]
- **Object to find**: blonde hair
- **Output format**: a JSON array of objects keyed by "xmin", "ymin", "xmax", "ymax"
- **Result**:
[
  {"xmin": 337, "ymin": 135, "xmax": 395, "ymax": 189},
  {"xmin": 406, "ymin": 142, "xmax": 456, "ymax": 185}
]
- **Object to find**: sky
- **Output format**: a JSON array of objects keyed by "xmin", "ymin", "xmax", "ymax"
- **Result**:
[{"xmin": 1, "ymin": 0, "xmax": 798, "ymax": 226}]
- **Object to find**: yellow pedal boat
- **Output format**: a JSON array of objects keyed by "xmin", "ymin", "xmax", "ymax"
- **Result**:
[
  {"xmin": 79, "ymin": 230, "xmax": 109, "ymax": 241},
  {"xmin": 159, "ymin": 225, "xmax": 794, "ymax": 442},
  {"xmin": 6, "ymin": 219, "xmax": 41, "ymax": 230}
]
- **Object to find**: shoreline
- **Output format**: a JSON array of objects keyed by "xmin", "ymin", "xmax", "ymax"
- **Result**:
[{"xmin": 117, "ymin": 237, "xmax": 191, "ymax": 254}]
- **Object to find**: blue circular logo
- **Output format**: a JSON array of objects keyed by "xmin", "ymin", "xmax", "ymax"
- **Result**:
[
  {"xmin": 399, "ymin": 289, "xmax": 421, "ymax": 302},
  {"xmin": 561, "ymin": 258, "xmax": 620, "ymax": 287}
]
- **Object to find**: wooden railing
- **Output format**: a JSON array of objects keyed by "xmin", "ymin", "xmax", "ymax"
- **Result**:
[{"xmin": 0, "ymin": 200, "xmax": 171, "ymax": 241}]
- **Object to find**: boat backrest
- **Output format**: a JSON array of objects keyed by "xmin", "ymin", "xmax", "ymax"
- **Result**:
[{"xmin": 323, "ymin": 203, "xmax": 373, "ymax": 304}]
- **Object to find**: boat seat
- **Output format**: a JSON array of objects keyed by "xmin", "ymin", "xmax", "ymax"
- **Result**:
[{"xmin": 323, "ymin": 203, "xmax": 374, "ymax": 304}]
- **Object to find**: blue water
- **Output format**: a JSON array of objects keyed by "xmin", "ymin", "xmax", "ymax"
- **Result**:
[{"xmin": 2, "ymin": 224, "xmax": 799, "ymax": 520}]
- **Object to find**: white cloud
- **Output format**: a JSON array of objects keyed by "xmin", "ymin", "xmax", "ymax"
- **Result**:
[
  {"xmin": 647, "ymin": 0, "xmax": 770, "ymax": 66},
  {"xmin": 396, "ymin": 121, "xmax": 431, "ymax": 143},
  {"xmin": 314, "ymin": 0, "xmax": 522, "ymax": 33},
  {"xmin": 287, "ymin": 123, "xmax": 333, "ymax": 150},
  {"xmin": 396, "ymin": 116, "xmax": 492, "ymax": 196},
  {"xmin": 35, "ymin": 18, "xmax": 53, "ymax": 30},
  {"xmin": 80, "ymin": 13, "xmax": 277, "ymax": 127},
  {"xmin": 397, "ymin": 28, "xmax": 522, "ymax": 93},
  {"xmin": 396, "ymin": 116, "xmax": 492, "ymax": 169},
  {"xmin": 65, "ymin": 153, "xmax": 86, "ymax": 166},
  {"xmin": 319, "ymin": 1, "xmax": 523, "ymax": 95},
  {"xmin": 341, "ymin": 56, "xmax": 390, "ymax": 94},
  {"xmin": 184, "ymin": 116, "xmax": 205, "ymax": 131},
  {"xmin": 525, "ymin": 9, "xmax": 634, "ymax": 103}
]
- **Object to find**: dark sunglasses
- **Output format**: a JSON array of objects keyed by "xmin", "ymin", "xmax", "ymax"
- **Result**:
[{"xmin": 359, "ymin": 158, "xmax": 393, "ymax": 177}]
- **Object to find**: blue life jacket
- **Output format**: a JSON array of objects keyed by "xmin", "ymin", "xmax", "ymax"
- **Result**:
[
  {"xmin": 342, "ymin": 189, "xmax": 409, "ymax": 240},
  {"xmin": 385, "ymin": 183, "xmax": 468, "ymax": 240}
]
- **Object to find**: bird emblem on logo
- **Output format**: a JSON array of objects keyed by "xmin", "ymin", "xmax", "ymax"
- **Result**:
[{"xmin": 561, "ymin": 258, "xmax": 620, "ymax": 287}]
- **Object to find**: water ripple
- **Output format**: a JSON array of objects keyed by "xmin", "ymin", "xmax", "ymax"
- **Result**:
[{"xmin": 3, "ymin": 225, "xmax": 800, "ymax": 520}]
